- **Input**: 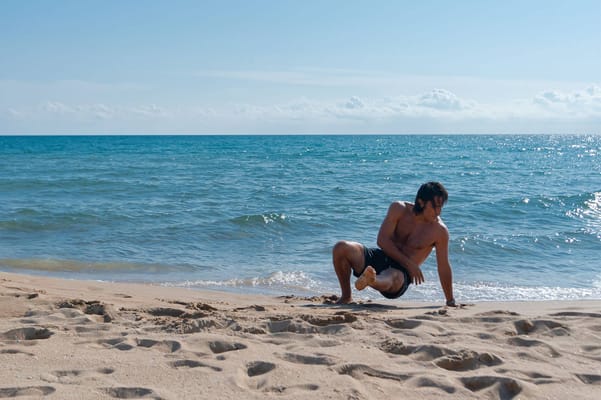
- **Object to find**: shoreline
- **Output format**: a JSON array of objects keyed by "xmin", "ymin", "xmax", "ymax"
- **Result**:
[{"xmin": 1, "ymin": 271, "xmax": 600, "ymax": 399}]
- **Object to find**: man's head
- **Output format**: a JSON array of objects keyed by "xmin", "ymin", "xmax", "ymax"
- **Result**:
[{"xmin": 413, "ymin": 181, "xmax": 448, "ymax": 215}]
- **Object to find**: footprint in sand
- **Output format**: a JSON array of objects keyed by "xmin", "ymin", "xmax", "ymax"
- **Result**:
[
  {"xmin": 145, "ymin": 307, "xmax": 186, "ymax": 317},
  {"xmin": 434, "ymin": 350, "xmax": 503, "ymax": 371},
  {"xmin": 378, "ymin": 338, "xmax": 457, "ymax": 361},
  {"xmin": 513, "ymin": 319, "xmax": 569, "ymax": 336},
  {"xmin": 0, "ymin": 327, "xmax": 53, "ymax": 341},
  {"xmin": 54, "ymin": 368, "xmax": 114, "ymax": 377},
  {"xmin": 74, "ymin": 324, "xmax": 111, "ymax": 334},
  {"xmin": 507, "ymin": 336, "xmax": 561, "ymax": 358},
  {"xmin": 277, "ymin": 352, "xmax": 337, "ymax": 366},
  {"xmin": 384, "ymin": 318, "xmax": 423, "ymax": 330},
  {"xmin": 409, "ymin": 376, "xmax": 457, "ymax": 394},
  {"xmin": 495, "ymin": 368, "xmax": 560, "ymax": 385},
  {"xmin": 102, "ymin": 387, "xmax": 162, "ymax": 399},
  {"xmin": 42, "ymin": 368, "xmax": 114, "ymax": 384},
  {"xmin": 336, "ymin": 364, "xmax": 410, "ymax": 382},
  {"xmin": 0, "ymin": 386, "xmax": 56, "ymax": 398},
  {"xmin": 208, "ymin": 340, "xmax": 247, "ymax": 354},
  {"xmin": 299, "ymin": 312, "xmax": 357, "ymax": 326},
  {"xmin": 169, "ymin": 359, "xmax": 222, "ymax": 371},
  {"xmin": 266, "ymin": 318, "xmax": 353, "ymax": 335},
  {"xmin": 246, "ymin": 361, "xmax": 276, "ymax": 377},
  {"xmin": 176, "ymin": 318, "xmax": 223, "ymax": 334},
  {"xmin": 580, "ymin": 344, "xmax": 601, "ymax": 361},
  {"xmin": 575, "ymin": 373, "xmax": 601, "ymax": 385},
  {"xmin": 0, "ymin": 348, "xmax": 35, "ymax": 356},
  {"xmin": 264, "ymin": 383, "xmax": 320, "ymax": 393},
  {"xmin": 96, "ymin": 338, "xmax": 134, "ymax": 351},
  {"xmin": 135, "ymin": 338, "xmax": 181, "ymax": 353},
  {"xmin": 460, "ymin": 376, "xmax": 523, "ymax": 399}
]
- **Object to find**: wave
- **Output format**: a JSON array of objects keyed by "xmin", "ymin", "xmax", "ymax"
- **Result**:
[
  {"xmin": 161, "ymin": 270, "xmax": 601, "ymax": 302},
  {"xmin": 0, "ymin": 211, "xmax": 108, "ymax": 232},
  {"xmin": 448, "ymin": 280, "xmax": 601, "ymax": 302},
  {"xmin": 164, "ymin": 270, "xmax": 323, "ymax": 294}
]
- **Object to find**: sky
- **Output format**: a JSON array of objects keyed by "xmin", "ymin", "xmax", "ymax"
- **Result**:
[{"xmin": 1, "ymin": 0, "xmax": 600, "ymax": 134}]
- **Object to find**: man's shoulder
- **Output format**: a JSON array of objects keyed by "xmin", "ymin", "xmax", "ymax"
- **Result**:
[
  {"xmin": 389, "ymin": 200, "xmax": 413, "ymax": 213},
  {"xmin": 435, "ymin": 218, "xmax": 450, "ymax": 238}
]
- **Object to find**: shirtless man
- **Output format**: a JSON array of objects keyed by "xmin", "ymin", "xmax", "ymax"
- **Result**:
[{"xmin": 332, "ymin": 182, "xmax": 456, "ymax": 306}]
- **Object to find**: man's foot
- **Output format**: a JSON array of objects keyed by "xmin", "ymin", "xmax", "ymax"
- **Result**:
[
  {"xmin": 336, "ymin": 296, "xmax": 353, "ymax": 304},
  {"xmin": 355, "ymin": 266, "xmax": 376, "ymax": 290}
]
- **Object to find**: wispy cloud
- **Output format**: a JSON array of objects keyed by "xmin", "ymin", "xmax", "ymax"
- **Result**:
[
  {"xmin": 191, "ymin": 68, "xmax": 596, "ymax": 100},
  {"xmin": 2, "ymin": 85, "xmax": 600, "ymax": 134},
  {"xmin": 193, "ymin": 68, "xmax": 392, "ymax": 87}
]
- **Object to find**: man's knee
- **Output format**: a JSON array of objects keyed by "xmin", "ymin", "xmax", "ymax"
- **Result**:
[
  {"xmin": 333, "ymin": 240, "xmax": 360, "ymax": 260},
  {"xmin": 388, "ymin": 268, "xmax": 405, "ymax": 291},
  {"xmin": 333, "ymin": 241, "xmax": 364, "ymax": 272},
  {"xmin": 333, "ymin": 240, "xmax": 350, "ymax": 256}
]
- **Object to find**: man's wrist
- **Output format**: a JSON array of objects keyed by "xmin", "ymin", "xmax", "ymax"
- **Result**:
[{"xmin": 446, "ymin": 298, "xmax": 456, "ymax": 306}]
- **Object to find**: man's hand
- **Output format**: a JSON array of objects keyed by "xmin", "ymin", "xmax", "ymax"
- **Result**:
[{"xmin": 407, "ymin": 262, "xmax": 424, "ymax": 285}]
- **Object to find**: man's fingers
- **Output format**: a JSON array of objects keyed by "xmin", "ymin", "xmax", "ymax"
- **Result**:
[{"xmin": 409, "ymin": 268, "xmax": 423, "ymax": 285}]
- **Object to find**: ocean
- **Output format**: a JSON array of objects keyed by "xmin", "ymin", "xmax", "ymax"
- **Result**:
[{"xmin": 1, "ymin": 135, "xmax": 600, "ymax": 302}]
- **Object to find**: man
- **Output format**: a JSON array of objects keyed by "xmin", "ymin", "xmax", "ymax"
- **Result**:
[{"xmin": 332, "ymin": 181, "xmax": 456, "ymax": 306}]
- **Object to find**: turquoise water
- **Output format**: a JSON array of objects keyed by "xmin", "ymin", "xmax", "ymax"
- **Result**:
[{"xmin": 1, "ymin": 135, "xmax": 600, "ymax": 302}]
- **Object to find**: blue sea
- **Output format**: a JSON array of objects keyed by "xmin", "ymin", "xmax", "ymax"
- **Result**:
[{"xmin": 1, "ymin": 135, "xmax": 600, "ymax": 302}]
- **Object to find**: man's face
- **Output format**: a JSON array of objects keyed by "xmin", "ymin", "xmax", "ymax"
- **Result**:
[{"xmin": 423, "ymin": 196, "xmax": 444, "ymax": 221}]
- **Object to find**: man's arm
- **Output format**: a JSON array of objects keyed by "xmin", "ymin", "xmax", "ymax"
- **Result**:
[
  {"xmin": 435, "ymin": 225, "xmax": 455, "ymax": 305},
  {"xmin": 377, "ymin": 202, "xmax": 424, "ymax": 284}
]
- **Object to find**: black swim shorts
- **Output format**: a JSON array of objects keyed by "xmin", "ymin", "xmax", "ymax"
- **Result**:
[{"xmin": 352, "ymin": 246, "xmax": 411, "ymax": 299}]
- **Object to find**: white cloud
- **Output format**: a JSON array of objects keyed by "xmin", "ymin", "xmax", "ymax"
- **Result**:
[
  {"xmin": 417, "ymin": 89, "xmax": 468, "ymax": 111},
  {"xmin": 532, "ymin": 85, "xmax": 601, "ymax": 116}
]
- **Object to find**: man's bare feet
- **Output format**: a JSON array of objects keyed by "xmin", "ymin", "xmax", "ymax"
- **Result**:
[
  {"xmin": 336, "ymin": 296, "xmax": 353, "ymax": 304},
  {"xmin": 355, "ymin": 266, "xmax": 376, "ymax": 290}
]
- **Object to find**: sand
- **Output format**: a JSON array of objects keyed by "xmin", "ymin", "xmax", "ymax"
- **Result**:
[{"xmin": 1, "ymin": 271, "xmax": 600, "ymax": 399}]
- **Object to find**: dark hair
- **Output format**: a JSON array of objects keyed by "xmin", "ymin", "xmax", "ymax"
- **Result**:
[{"xmin": 413, "ymin": 182, "xmax": 448, "ymax": 215}]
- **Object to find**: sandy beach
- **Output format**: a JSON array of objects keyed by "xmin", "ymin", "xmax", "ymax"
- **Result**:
[{"xmin": 1, "ymin": 271, "xmax": 600, "ymax": 399}]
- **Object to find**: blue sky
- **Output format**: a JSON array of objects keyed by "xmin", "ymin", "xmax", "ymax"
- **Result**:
[{"xmin": 1, "ymin": 0, "xmax": 600, "ymax": 134}]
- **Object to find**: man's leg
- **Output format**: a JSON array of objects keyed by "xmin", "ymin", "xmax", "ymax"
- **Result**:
[{"xmin": 332, "ymin": 241, "xmax": 365, "ymax": 304}]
